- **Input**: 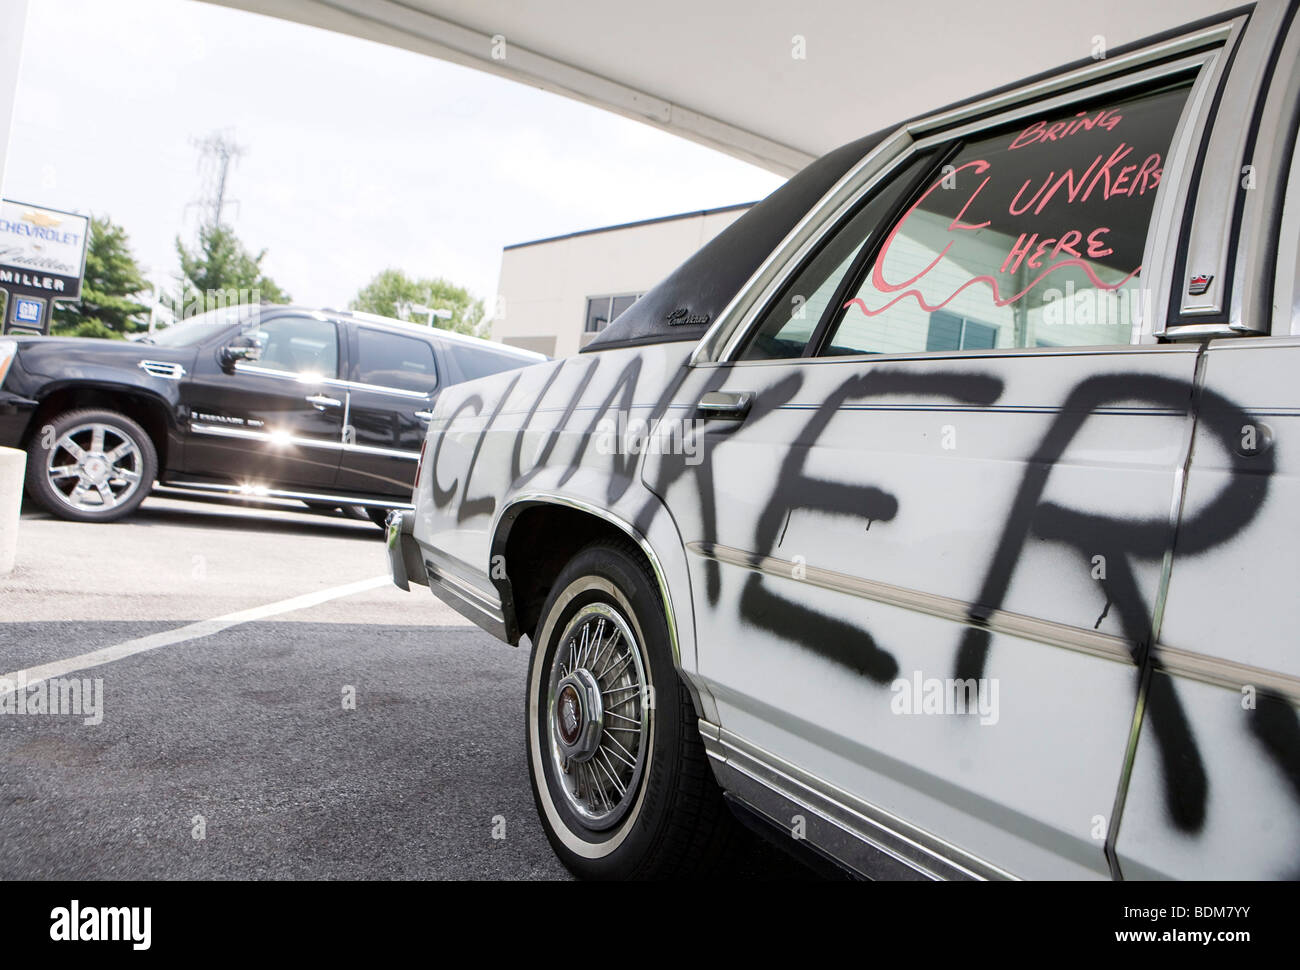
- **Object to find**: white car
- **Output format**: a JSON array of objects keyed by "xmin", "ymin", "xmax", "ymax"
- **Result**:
[{"xmin": 389, "ymin": 2, "xmax": 1300, "ymax": 879}]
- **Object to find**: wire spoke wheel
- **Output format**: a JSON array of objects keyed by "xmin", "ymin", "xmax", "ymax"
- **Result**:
[
  {"xmin": 46, "ymin": 422, "xmax": 144, "ymax": 513},
  {"xmin": 546, "ymin": 602, "xmax": 650, "ymax": 830},
  {"xmin": 527, "ymin": 541, "xmax": 746, "ymax": 877}
]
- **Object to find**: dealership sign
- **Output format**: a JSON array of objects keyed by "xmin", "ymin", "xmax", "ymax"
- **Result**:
[{"xmin": 0, "ymin": 199, "xmax": 89, "ymax": 301}]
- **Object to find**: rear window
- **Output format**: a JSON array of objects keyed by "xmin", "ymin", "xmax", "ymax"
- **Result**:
[
  {"xmin": 743, "ymin": 78, "xmax": 1194, "ymax": 359},
  {"xmin": 447, "ymin": 343, "xmax": 536, "ymax": 382},
  {"xmin": 355, "ymin": 328, "xmax": 437, "ymax": 393}
]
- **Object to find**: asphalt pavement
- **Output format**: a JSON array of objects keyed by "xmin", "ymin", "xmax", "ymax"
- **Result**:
[{"xmin": 0, "ymin": 490, "xmax": 808, "ymax": 880}]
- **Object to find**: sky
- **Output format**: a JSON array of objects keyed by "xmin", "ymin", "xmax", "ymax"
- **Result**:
[{"xmin": 4, "ymin": 0, "xmax": 785, "ymax": 310}]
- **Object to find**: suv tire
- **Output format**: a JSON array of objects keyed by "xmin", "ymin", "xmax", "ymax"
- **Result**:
[{"xmin": 26, "ymin": 408, "xmax": 157, "ymax": 523}]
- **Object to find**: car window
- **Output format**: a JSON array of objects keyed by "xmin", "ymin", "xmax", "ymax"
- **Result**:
[
  {"xmin": 823, "ymin": 80, "xmax": 1193, "ymax": 356},
  {"xmin": 740, "ymin": 152, "xmax": 934, "ymax": 361},
  {"xmin": 244, "ymin": 315, "xmax": 340, "ymax": 378},
  {"xmin": 446, "ymin": 343, "xmax": 536, "ymax": 382},
  {"xmin": 356, "ymin": 328, "xmax": 438, "ymax": 393},
  {"xmin": 148, "ymin": 305, "xmax": 251, "ymax": 347}
]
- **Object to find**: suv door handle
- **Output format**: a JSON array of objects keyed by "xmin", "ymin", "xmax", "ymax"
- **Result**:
[
  {"xmin": 414, "ymin": 410, "xmax": 435, "ymax": 421},
  {"xmin": 696, "ymin": 391, "xmax": 751, "ymax": 420},
  {"xmin": 306, "ymin": 394, "xmax": 341, "ymax": 410}
]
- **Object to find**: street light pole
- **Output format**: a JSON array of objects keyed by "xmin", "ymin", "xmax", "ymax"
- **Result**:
[{"xmin": 409, "ymin": 304, "xmax": 453, "ymax": 327}]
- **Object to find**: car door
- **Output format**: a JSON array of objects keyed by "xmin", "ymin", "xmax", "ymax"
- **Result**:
[
  {"xmin": 181, "ymin": 311, "xmax": 346, "ymax": 490},
  {"xmin": 654, "ymin": 68, "xmax": 1212, "ymax": 878},
  {"xmin": 334, "ymin": 324, "xmax": 436, "ymax": 497},
  {"xmin": 1116, "ymin": 15, "xmax": 1300, "ymax": 879}
]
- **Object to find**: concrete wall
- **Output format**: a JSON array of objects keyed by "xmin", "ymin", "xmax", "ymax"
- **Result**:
[{"xmin": 492, "ymin": 205, "xmax": 749, "ymax": 358}]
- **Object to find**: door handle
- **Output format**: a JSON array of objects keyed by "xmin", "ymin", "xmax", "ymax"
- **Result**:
[
  {"xmin": 306, "ymin": 394, "xmax": 341, "ymax": 410},
  {"xmin": 696, "ymin": 391, "xmax": 751, "ymax": 420},
  {"xmin": 414, "ymin": 410, "xmax": 434, "ymax": 421}
]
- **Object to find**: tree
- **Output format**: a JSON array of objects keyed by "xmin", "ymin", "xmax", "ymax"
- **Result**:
[
  {"xmin": 175, "ymin": 223, "xmax": 290, "ymax": 313},
  {"xmin": 52, "ymin": 216, "xmax": 149, "ymax": 338},
  {"xmin": 350, "ymin": 269, "xmax": 484, "ymax": 336}
]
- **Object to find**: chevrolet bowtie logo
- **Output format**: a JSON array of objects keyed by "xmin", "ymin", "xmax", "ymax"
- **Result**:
[{"xmin": 22, "ymin": 210, "xmax": 63, "ymax": 229}]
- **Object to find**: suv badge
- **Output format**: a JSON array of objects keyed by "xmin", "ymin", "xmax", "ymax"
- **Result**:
[{"xmin": 1188, "ymin": 274, "xmax": 1213, "ymax": 296}]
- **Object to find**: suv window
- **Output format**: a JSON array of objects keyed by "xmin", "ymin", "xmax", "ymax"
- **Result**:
[
  {"xmin": 743, "ymin": 79, "xmax": 1193, "ymax": 360},
  {"xmin": 148, "ymin": 305, "xmax": 252, "ymax": 347},
  {"xmin": 356, "ymin": 328, "xmax": 437, "ymax": 393},
  {"xmin": 245, "ymin": 315, "xmax": 340, "ymax": 378},
  {"xmin": 446, "ymin": 343, "xmax": 534, "ymax": 382}
]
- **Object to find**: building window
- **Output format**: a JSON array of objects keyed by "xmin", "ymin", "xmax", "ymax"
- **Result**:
[
  {"xmin": 925, "ymin": 310, "xmax": 999, "ymax": 351},
  {"xmin": 584, "ymin": 293, "xmax": 642, "ymax": 333}
]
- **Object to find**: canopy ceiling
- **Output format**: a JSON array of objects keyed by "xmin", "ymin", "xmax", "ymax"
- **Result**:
[{"xmin": 206, "ymin": 0, "xmax": 1235, "ymax": 175}]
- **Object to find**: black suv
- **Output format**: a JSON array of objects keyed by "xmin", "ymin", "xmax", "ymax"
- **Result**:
[{"xmin": 0, "ymin": 305, "xmax": 544, "ymax": 523}]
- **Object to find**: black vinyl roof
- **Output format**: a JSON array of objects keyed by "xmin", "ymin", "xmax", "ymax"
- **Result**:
[{"xmin": 582, "ymin": 128, "xmax": 890, "ymax": 352}]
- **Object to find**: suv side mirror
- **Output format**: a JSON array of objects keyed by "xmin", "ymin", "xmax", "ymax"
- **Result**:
[{"xmin": 219, "ymin": 333, "xmax": 264, "ymax": 372}]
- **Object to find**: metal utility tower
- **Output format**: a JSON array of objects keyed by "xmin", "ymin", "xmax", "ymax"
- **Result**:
[{"xmin": 189, "ymin": 131, "xmax": 243, "ymax": 229}]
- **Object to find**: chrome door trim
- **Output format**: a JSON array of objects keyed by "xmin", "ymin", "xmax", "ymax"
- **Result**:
[
  {"xmin": 233, "ymin": 361, "xmax": 434, "ymax": 400},
  {"xmin": 700, "ymin": 721, "xmax": 1012, "ymax": 880},
  {"xmin": 1150, "ymin": 645, "xmax": 1300, "ymax": 706},
  {"xmin": 341, "ymin": 379, "xmax": 435, "ymax": 399},
  {"xmin": 691, "ymin": 25, "xmax": 1238, "ymax": 366},
  {"xmin": 188, "ymin": 422, "xmax": 345, "ymax": 452},
  {"xmin": 689, "ymin": 541, "xmax": 1136, "ymax": 666},
  {"xmin": 703, "ymin": 336, "xmax": 1201, "ymax": 371},
  {"xmin": 234, "ymin": 362, "xmax": 338, "ymax": 383},
  {"xmin": 191, "ymin": 415, "xmax": 420, "ymax": 460},
  {"xmin": 344, "ymin": 442, "xmax": 421, "ymax": 461},
  {"xmin": 159, "ymin": 479, "xmax": 412, "ymax": 510}
]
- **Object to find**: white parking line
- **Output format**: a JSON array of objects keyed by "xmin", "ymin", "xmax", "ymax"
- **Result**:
[{"xmin": 0, "ymin": 574, "xmax": 390, "ymax": 691}]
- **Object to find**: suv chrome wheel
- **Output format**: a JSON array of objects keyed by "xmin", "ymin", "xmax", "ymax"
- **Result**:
[
  {"xmin": 46, "ymin": 422, "xmax": 144, "ymax": 512},
  {"xmin": 27, "ymin": 408, "xmax": 157, "ymax": 523}
]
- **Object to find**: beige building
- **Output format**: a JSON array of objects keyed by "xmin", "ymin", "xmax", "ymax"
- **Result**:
[{"xmin": 491, "ymin": 203, "xmax": 751, "ymax": 358}]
